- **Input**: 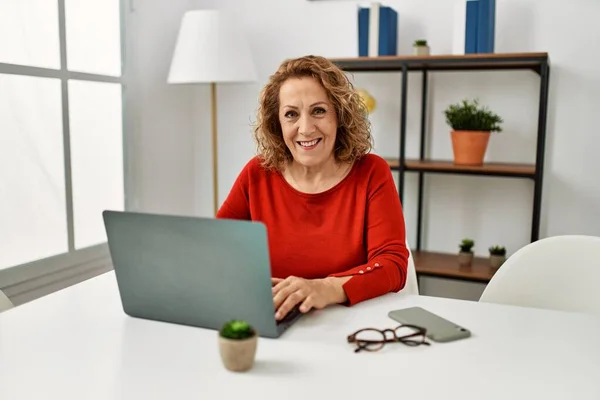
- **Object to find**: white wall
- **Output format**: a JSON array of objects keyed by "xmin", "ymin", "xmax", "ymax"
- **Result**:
[
  {"xmin": 126, "ymin": 0, "xmax": 600, "ymax": 298},
  {"xmin": 125, "ymin": 0, "xmax": 219, "ymax": 216}
]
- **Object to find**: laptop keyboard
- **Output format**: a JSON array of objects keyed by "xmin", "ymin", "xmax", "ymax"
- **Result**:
[{"xmin": 276, "ymin": 305, "xmax": 302, "ymax": 325}]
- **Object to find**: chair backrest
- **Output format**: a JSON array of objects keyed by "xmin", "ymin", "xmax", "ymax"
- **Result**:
[
  {"xmin": 401, "ymin": 239, "xmax": 419, "ymax": 295},
  {"xmin": 479, "ymin": 235, "xmax": 600, "ymax": 315},
  {"xmin": 0, "ymin": 290, "xmax": 13, "ymax": 313}
]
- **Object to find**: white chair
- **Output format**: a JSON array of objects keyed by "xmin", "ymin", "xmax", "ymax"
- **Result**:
[
  {"xmin": 0, "ymin": 290, "xmax": 13, "ymax": 313},
  {"xmin": 401, "ymin": 240, "xmax": 420, "ymax": 295},
  {"xmin": 479, "ymin": 235, "xmax": 600, "ymax": 315}
]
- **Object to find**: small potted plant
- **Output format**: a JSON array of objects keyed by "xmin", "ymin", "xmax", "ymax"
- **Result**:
[
  {"xmin": 218, "ymin": 320, "xmax": 258, "ymax": 372},
  {"xmin": 413, "ymin": 39, "xmax": 430, "ymax": 55},
  {"xmin": 444, "ymin": 98, "xmax": 503, "ymax": 165},
  {"xmin": 458, "ymin": 238, "xmax": 475, "ymax": 267},
  {"xmin": 488, "ymin": 245, "xmax": 506, "ymax": 269}
]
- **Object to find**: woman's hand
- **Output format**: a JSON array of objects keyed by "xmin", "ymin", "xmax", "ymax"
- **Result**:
[{"xmin": 272, "ymin": 276, "xmax": 351, "ymax": 320}]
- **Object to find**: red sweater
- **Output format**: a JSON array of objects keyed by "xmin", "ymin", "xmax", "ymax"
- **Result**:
[{"xmin": 216, "ymin": 153, "xmax": 409, "ymax": 306}]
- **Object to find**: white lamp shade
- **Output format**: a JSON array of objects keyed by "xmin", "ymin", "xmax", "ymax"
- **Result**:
[{"xmin": 167, "ymin": 10, "xmax": 257, "ymax": 84}]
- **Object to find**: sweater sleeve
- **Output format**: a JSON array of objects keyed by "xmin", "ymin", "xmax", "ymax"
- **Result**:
[
  {"xmin": 216, "ymin": 160, "xmax": 252, "ymax": 220},
  {"xmin": 328, "ymin": 158, "xmax": 410, "ymax": 306}
]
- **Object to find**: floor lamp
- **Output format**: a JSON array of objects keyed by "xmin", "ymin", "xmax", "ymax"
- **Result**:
[{"xmin": 167, "ymin": 10, "xmax": 256, "ymax": 216}]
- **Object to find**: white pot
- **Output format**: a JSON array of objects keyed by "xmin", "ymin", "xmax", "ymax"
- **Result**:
[{"xmin": 413, "ymin": 45, "xmax": 430, "ymax": 55}]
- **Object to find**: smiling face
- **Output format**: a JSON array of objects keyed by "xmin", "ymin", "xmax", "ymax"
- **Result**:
[{"xmin": 278, "ymin": 76, "xmax": 338, "ymax": 170}]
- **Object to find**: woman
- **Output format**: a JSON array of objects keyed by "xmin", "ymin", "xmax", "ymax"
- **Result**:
[{"xmin": 217, "ymin": 55, "xmax": 409, "ymax": 321}]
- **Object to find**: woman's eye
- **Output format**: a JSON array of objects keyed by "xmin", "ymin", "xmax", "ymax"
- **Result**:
[
  {"xmin": 313, "ymin": 107, "xmax": 326, "ymax": 114},
  {"xmin": 284, "ymin": 111, "xmax": 297, "ymax": 118}
]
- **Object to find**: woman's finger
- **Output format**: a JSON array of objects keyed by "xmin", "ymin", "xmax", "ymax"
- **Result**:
[
  {"xmin": 272, "ymin": 279, "xmax": 287, "ymax": 295},
  {"xmin": 299, "ymin": 296, "xmax": 314, "ymax": 313},
  {"xmin": 276, "ymin": 290, "xmax": 306, "ymax": 320},
  {"xmin": 272, "ymin": 281, "xmax": 298, "ymax": 310},
  {"xmin": 272, "ymin": 276, "xmax": 298, "ymax": 295},
  {"xmin": 271, "ymin": 277, "xmax": 284, "ymax": 286}
]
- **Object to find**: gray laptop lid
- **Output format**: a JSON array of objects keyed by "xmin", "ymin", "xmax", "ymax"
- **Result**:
[{"xmin": 102, "ymin": 210, "xmax": 283, "ymax": 338}]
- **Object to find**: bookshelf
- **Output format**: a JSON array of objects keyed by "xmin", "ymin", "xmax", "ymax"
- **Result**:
[{"xmin": 331, "ymin": 52, "xmax": 551, "ymax": 283}]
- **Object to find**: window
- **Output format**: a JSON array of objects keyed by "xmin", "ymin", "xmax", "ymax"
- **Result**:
[{"xmin": 0, "ymin": 1, "xmax": 125, "ymax": 278}]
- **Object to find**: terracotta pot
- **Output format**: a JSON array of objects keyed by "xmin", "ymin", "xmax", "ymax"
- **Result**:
[
  {"xmin": 218, "ymin": 334, "xmax": 258, "ymax": 372},
  {"xmin": 490, "ymin": 255, "xmax": 505, "ymax": 269},
  {"xmin": 451, "ymin": 130, "xmax": 491, "ymax": 165},
  {"xmin": 457, "ymin": 251, "xmax": 473, "ymax": 267}
]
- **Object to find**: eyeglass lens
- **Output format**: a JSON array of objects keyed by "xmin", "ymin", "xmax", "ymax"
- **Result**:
[{"xmin": 353, "ymin": 328, "xmax": 386, "ymax": 351}]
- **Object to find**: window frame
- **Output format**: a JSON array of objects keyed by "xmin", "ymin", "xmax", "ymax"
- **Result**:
[{"xmin": 0, "ymin": 0, "xmax": 130, "ymax": 304}]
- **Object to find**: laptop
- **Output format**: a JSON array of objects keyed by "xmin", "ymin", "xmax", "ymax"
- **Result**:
[{"xmin": 102, "ymin": 210, "xmax": 303, "ymax": 338}]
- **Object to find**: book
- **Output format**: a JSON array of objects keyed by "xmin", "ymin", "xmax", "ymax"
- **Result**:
[
  {"xmin": 358, "ymin": 3, "xmax": 398, "ymax": 57},
  {"xmin": 476, "ymin": 0, "xmax": 495, "ymax": 53},
  {"xmin": 456, "ymin": 0, "xmax": 495, "ymax": 54},
  {"xmin": 465, "ymin": 0, "xmax": 479, "ymax": 54}
]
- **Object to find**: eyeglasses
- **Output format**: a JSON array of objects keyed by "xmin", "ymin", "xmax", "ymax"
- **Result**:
[{"xmin": 347, "ymin": 324, "xmax": 431, "ymax": 353}]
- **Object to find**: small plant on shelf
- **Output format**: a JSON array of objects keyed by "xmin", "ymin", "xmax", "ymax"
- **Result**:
[
  {"xmin": 488, "ymin": 245, "xmax": 507, "ymax": 269},
  {"xmin": 413, "ymin": 39, "xmax": 430, "ymax": 55},
  {"xmin": 444, "ymin": 98, "xmax": 503, "ymax": 166},
  {"xmin": 458, "ymin": 238, "xmax": 475, "ymax": 267},
  {"xmin": 218, "ymin": 320, "xmax": 258, "ymax": 372}
]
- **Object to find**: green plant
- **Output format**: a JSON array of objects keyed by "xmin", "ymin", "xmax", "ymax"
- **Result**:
[
  {"xmin": 459, "ymin": 239, "xmax": 474, "ymax": 253},
  {"xmin": 489, "ymin": 245, "xmax": 506, "ymax": 256},
  {"xmin": 444, "ymin": 98, "xmax": 503, "ymax": 132},
  {"xmin": 414, "ymin": 39, "xmax": 428, "ymax": 46},
  {"xmin": 220, "ymin": 320, "xmax": 255, "ymax": 340}
]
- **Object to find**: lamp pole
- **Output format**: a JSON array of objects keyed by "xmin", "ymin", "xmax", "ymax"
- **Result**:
[{"xmin": 211, "ymin": 82, "xmax": 218, "ymax": 216}]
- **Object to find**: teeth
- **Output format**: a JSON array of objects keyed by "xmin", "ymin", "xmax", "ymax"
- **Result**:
[{"xmin": 299, "ymin": 139, "xmax": 319, "ymax": 147}]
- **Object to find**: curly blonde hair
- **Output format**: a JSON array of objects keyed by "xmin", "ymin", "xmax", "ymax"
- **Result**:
[{"xmin": 253, "ymin": 55, "xmax": 373, "ymax": 170}]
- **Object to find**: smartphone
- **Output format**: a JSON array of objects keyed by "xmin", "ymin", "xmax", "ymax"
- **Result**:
[{"xmin": 388, "ymin": 306, "xmax": 471, "ymax": 343}]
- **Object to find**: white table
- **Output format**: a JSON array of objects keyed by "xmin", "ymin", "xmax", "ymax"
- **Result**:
[{"xmin": 1, "ymin": 271, "xmax": 599, "ymax": 399}]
